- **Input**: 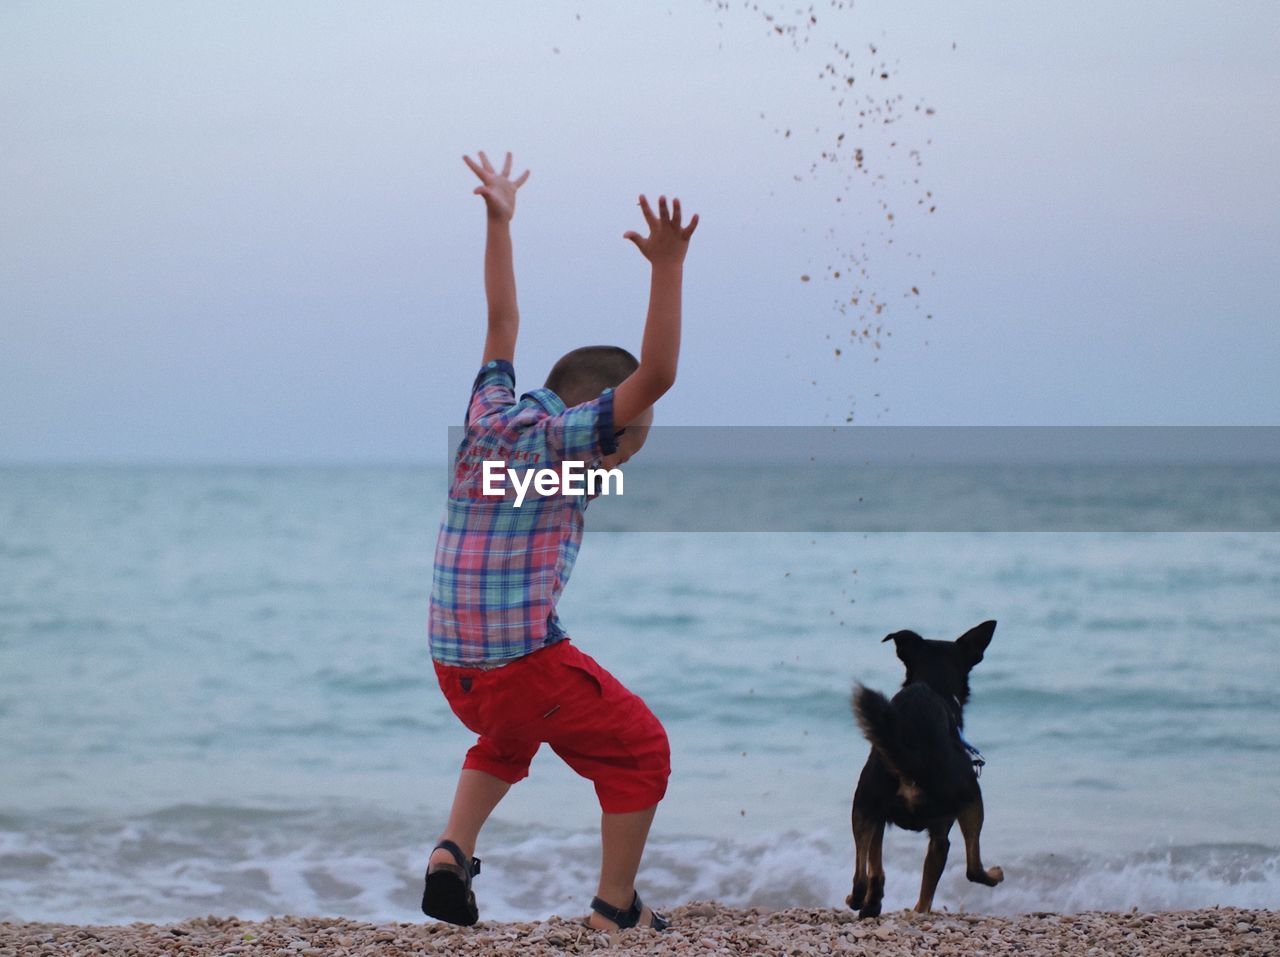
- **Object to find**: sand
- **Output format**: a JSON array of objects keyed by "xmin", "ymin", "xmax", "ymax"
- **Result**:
[{"xmin": 3, "ymin": 904, "xmax": 1277, "ymax": 956}]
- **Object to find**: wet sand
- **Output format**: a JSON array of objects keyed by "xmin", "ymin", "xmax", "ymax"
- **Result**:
[{"xmin": 4, "ymin": 903, "xmax": 1277, "ymax": 955}]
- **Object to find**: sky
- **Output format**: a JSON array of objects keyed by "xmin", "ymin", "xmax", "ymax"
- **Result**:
[{"xmin": 2, "ymin": 0, "xmax": 1278, "ymax": 462}]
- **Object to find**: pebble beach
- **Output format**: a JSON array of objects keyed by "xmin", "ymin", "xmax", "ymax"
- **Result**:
[{"xmin": 4, "ymin": 904, "xmax": 1277, "ymax": 956}]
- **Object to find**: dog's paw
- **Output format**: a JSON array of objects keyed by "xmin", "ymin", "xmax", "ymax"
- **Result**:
[
  {"xmin": 857, "ymin": 901, "xmax": 882, "ymax": 920},
  {"xmin": 967, "ymin": 865, "xmax": 1004, "ymax": 886},
  {"xmin": 846, "ymin": 882, "xmax": 867, "ymax": 910}
]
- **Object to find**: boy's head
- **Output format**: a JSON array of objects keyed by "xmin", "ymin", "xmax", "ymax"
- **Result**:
[
  {"xmin": 544, "ymin": 345, "xmax": 638, "ymax": 407},
  {"xmin": 545, "ymin": 345, "xmax": 651, "ymax": 467}
]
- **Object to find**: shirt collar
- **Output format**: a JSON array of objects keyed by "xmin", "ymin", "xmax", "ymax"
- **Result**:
[{"xmin": 521, "ymin": 387, "xmax": 566, "ymax": 416}]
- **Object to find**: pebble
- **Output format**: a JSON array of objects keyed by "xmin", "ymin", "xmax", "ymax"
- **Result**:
[{"xmin": 2, "ymin": 906, "xmax": 1278, "ymax": 956}]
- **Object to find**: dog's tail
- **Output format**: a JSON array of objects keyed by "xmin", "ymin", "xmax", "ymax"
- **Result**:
[
  {"xmin": 853, "ymin": 683, "xmax": 907, "ymax": 773},
  {"xmin": 853, "ymin": 683, "xmax": 896, "ymax": 752}
]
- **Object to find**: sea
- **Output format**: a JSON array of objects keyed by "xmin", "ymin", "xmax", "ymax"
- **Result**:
[{"xmin": 2, "ymin": 451, "xmax": 1279, "ymax": 923}]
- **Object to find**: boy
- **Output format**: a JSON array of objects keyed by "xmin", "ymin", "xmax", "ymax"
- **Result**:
[{"xmin": 422, "ymin": 151, "xmax": 698, "ymax": 931}]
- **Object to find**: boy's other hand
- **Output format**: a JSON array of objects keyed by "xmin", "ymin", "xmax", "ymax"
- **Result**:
[
  {"xmin": 464, "ymin": 151, "xmax": 530, "ymax": 223},
  {"xmin": 624, "ymin": 195, "xmax": 699, "ymax": 266}
]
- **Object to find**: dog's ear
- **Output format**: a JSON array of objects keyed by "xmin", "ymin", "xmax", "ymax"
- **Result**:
[
  {"xmin": 956, "ymin": 619, "xmax": 997, "ymax": 668},
  {"xmin": 882, "ymin": 629, "xmax": 924, "ymax": 666}
]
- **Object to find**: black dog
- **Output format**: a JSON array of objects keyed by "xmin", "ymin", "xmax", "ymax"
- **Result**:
[{"xmin": 847, "ymin": 620, "xmax": 1004, "ymax": 918}]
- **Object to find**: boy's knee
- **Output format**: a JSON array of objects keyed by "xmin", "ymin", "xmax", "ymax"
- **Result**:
[
  {"xmin": 463, "ymin": 739, "xmax": 539, "ymax": 785},
  {"xmin": 597, "ymin": 765, "xmax": 669, "ymax": 815},
  {"xmin": 598, "ymin": 709, "xmax": 671, "ymax": 813}
]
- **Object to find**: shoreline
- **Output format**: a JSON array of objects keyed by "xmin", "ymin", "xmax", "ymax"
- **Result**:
[{"xmin": 4, "ymin": 904, "xmax": 1276, "ymax": 955}]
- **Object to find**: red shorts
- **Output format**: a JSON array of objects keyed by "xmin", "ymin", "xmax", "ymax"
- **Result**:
[{"xmin": 434, "ymin": 640, "xmax": 670, "ymax": 814}]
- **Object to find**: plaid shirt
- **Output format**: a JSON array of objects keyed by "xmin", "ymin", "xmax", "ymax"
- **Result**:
[{"xmin": 428, "ymin": 360, "xmax": 619, "ymax": 666}]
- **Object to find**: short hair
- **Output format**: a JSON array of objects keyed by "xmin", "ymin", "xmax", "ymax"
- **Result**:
[{"xmin": 544, "ymin": 345, "xmax": 639, "ymax": 408}]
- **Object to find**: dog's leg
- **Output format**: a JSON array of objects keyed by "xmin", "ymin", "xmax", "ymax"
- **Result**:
[
  {"xmin": 957, "ymin": 798, "xmax": 1004, "ymax": 887},
  {"xmin": 859, "ymin": 817, "xmax": 886, "ymax": 919},
  {"xmin": 846, "ymin": 806, "xmax": 870, "ymax": 911},
  {"xmin": 914, "ymin": 820, "xmax": 952, "ymax": 913}
]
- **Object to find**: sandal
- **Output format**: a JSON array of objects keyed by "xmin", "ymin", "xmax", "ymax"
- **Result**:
[
  {"xmin": 421, "ymin": 840, "xmax": 481, "ymax": 926},
  {"xmin": 588, "ymin": 892, "xmax": 670, "ymax": 931}
]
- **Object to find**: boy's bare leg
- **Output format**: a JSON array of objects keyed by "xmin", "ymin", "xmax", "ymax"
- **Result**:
[
  {"xmin": 429, "ymin": 768, "xmax": 511, "ymax": 868},
  {"xmin": 588, "ymin": 805, "xmax": 658, "ymax": 929}
]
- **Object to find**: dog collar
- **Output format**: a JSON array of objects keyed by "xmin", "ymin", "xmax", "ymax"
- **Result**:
[
  {"xmin": 956, "ymin": 728, "xmax": 986, "ymax": 778},
  {"xmin": 949, "ymin": 695, "xmax": 986, "ymax": 776}
]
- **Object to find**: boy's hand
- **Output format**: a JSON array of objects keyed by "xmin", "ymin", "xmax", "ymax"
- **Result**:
[
  {"xmin": 624, "ymin": 195, "xmax": 699, "ymax": 266},
  {"xmin": 612, "ymin": 193, "xmax": 697, "ymax": 430},
  {"xmin": 463, "ymin": 151, "xmax": 530, "ymax": 223}
]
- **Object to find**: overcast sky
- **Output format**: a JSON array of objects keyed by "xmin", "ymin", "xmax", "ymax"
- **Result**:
[{"xmin": 3, "ymin": 0, "xmax": 1277, "ymax": 462}]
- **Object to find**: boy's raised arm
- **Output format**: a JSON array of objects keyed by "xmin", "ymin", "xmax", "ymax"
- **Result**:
[
  {"xmin": 463, "ymin": 151, "xmax": 530, "ymax": 365},
  {"xmin": 613, "ymin": 195, "xmax": 699, "ymax": 429}
]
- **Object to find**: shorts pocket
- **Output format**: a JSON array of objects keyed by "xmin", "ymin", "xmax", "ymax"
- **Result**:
[
  {"xmin": 562, "ymin": 659, "xmax": 606, "ymax": 698},
  {"xmin": 481, "ymin": 666, "xmax": 561, "ymax": 738}
]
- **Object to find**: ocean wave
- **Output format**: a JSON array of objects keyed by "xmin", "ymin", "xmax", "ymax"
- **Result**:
[{"xmin": 2, "ymin": 805, "xmax": 1277, "ymax": 925}]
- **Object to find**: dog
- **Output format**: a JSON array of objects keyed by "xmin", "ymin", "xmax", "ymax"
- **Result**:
[{"xmin": 846, "ymin": 620, "xmax": 1004, "ymax": 918}]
